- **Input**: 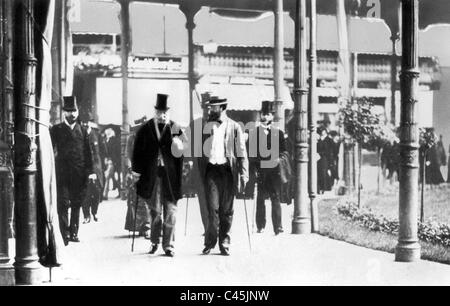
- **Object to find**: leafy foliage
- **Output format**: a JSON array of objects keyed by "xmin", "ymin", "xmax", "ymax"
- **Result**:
[
  {"xmin": 419, "ymin": 127, "xmax": 438, "ymax": 151},
  {"xmin": 337, "ymin": 201, "xmax": 450, "ymax": 248},
  {"xmin": 365, "ymin": 124, "xmax": 398, "ymax": 152},
  {"xmin": 339, "ymin": 98, "xmax": 394, "ymax": 151}
]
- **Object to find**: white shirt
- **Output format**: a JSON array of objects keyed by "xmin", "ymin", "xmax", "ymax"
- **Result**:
[{"xmin": 208, "ymin": 118, "xmax": 227, "ymax": 165}]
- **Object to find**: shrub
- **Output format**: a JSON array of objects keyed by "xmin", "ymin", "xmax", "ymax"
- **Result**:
[{"xmin": 336, "ymin": 201, "xmax": 450, "ymax": 248}]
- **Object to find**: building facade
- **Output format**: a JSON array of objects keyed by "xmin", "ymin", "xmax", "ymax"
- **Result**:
[{"xmin": 71, "ymin": 34, "xmax": 440, "ymax": 130}]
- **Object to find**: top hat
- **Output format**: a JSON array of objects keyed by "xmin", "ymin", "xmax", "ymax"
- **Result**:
[
  {"xmin": 201, "ymin": 92, "xmax": 212, "ymax": 103},
  {"xmin": 205, "ymin": 96, "xmax": 228, "ymax": 106},
  {"xmin": 134, "ymin": 115, "xmax": 148, "ymax": 126},
  {"xmin": 86, "ymin": 113, "xmax": 97, "ymax": 123},
  {"xmin": 155, "ymin": 94, "xmax": 169, "ymax": 111},
  {"xmin": 131, "ymin": 116, "xmax": 147, "ymax": 133},
  {"xmin": 261, "ymin": 101, "xmax": 276, "ymax": 114},
  {"xmin": 62, "ymin": 96, "xmax": 78, "ymax": 112}
]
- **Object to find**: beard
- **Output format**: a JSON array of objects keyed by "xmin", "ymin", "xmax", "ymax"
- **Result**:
[
  {"xmin": 208, "ymin": 110, "xmax": 221, "ymax": 121},
  {"xmin": 261, "ymin": 118, "xmax": 272, "ymax": 125},
  {"xmin": 66, "ymin": 116, "xmax": 77, "ymax": 124}
]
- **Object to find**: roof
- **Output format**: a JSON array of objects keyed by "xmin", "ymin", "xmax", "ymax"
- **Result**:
[{"xmin": 72, "ymin": 0, "xmax": 450, "ymax": 66}]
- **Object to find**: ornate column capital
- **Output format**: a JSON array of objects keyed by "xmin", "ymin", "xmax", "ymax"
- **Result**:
[{"xmin": 179, "ymin": 2, "xmax": 201, "ymax": 30}]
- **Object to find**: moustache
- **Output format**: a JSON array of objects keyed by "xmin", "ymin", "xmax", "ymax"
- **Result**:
[{"xmin": 208, "ymin": 111, "xmax": 221, "ymax": 120}]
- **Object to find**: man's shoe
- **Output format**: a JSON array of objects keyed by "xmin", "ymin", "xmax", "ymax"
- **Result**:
[
  {"xmin": 83, "ymin": 217, "xmax": 91, "ymax": 224},
  {"xmin": 275, "ymin": 228, "xmax": 284, "ymax": 235},
  {"xmin": 220, "ymin": 248, "xmax": 230, "ymax": 256},
  {"xmin": 93, "ymin": 215, "xmax": 98, "ymax": 222},
  {"xmin": 202, "ymin": 247, "xmax": 212, "ymax": 255},
  {"xmin": 63, "ymin": 235, "xmax": 70, "ymax": 246},
  {"xmin": 165, "ymin": 250, "xmax": 175, "ymax": 257},
  {"xmin": 257, "ymin": 228, "xmax": 265, "ymax": 234},
  {"xmin": 149, "ymin": 244, "xmax": 158, "ymax": 254},
  {"xmin": 70, "ymin": 236, "xmax": 80, "ymax": 243}
]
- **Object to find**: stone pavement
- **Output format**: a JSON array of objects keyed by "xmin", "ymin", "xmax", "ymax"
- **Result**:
[{"xmin": 41, "ymin": 197, "xmax": 450, "ymax": 286}]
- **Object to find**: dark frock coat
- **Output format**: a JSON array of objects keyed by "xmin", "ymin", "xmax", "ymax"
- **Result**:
[
  {"xmin": 132, "ymin": 119, "xmax": 184, "ymax": 202},
  {"xmin": 50, "ymin": 122, "xmax": 93, "ymax": 193}
]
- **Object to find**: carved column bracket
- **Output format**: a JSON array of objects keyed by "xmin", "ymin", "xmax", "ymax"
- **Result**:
[{"xmin": 180, "ymin": 3, "xmax": 201, "ymax": 124}]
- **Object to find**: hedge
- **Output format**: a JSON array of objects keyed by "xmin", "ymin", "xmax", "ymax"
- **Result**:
[{"xmin": 337, "ymin": 201, "xmax": 450, "ymax": 248}]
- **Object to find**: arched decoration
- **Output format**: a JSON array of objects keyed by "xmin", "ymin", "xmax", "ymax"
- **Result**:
[{"xmin": 210, "ymin": 9, "xmax": 270, "ymax": 21}]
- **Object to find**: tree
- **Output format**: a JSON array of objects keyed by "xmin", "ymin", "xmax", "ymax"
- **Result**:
[{"xmin": 339, "ymin": 97, "xmax": 385, "ymax": 207}]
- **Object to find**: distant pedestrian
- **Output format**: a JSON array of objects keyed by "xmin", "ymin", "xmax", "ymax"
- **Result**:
[
  {"xmin": 436, "ymin": 135, "xmax": 447, "ymax": 179},
  {"xmin": 328, "ymin": 130, "xmax": 341, "ymax": 188},
  {"xmin": 249, "ymin": 101, "xmax": 288, "ymax": 235},
  {"xmin": 104, "ymin": 127, "xmax": 121, "ymax": 198},
  {"xmin": 381, "ymin": 139, "xmax": 399, "ymax": 183},
  {"xmin": 82, "ymin": 118, "xmax": 105, "ymax": 224},
  {"xmin": 317, "ymin": 128, "xmax": 333, "ymax": 194},
  {"xmin": 425, "ymin": 144, "xmax": 445, "ymax": 185}
]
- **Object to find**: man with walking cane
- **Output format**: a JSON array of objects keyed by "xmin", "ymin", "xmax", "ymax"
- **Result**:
[
  {"xmin": 131, "ymin": 94, "xmax": 186, "ymax": 257},
  {"xmin": 201, "ymin": 96, "xmax": 249, "ymax": 256}
]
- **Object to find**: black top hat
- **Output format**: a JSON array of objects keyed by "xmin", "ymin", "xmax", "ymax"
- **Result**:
[
  {"xmin": 261, "ymin": 101, "xmax": 276, "ymax": 114},
  {"xmin": 134, "ymin": 115, "xmax": 148, "ymax": 126},
  {"xmin": 155, "ymin": 94, "xmax": 169, "ymax": 111},
  {"xmin": 201, "ymin": 92, "xmax": 212, "ymax": 103},
  {"xmin": 86, "ymin": 112, "xmax": 96, "ymax": 122},
  {"xmin": 62, "ymin": 96, "xmax": 78, "ymax": 112},
  {"xmin": 205, "ymin": 96, "xmax": 228, "ymax": 106}
]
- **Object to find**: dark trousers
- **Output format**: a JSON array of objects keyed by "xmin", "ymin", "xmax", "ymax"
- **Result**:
[
  {"xmin": 57, "ymin": 182, "xmax": 86, "ymax": 239},
  {"xmin": 204, "ymin": 164, "xmax": 234, "ymax": 251},
  {"xmin": 148, "ymin": 169, "xmax": 177, "ymax": 251},
  {"xmin": 256, "ymin": 168, "xmax": 282, "ymax": 233},
  {"xmin": 82, "ymin": 180, "xmax": 101, "ymax": 219}
]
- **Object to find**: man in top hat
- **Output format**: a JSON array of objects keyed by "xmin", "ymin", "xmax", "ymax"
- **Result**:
[
  {"xmin": 50, "ymin": 96, "xmax": 96, "ymax": 245},
  {"xmin": 131, "ymin": 94, "xmax": 186, "ymax": 257},
  {"xmin": 82, "ymin": 117, "xmax": 106, "ymax": 224},
  {"xmin": 201, "ymin": 96, "xmax": 249, "ymax": 256},
  {"xmin": 249, "ymin": 101, "xmax": 288, "ymax": 235}
]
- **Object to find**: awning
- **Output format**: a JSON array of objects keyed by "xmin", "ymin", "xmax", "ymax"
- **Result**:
[{"xmin": 195, "ymin": 83, "xmax": 294, "ymax": 111}]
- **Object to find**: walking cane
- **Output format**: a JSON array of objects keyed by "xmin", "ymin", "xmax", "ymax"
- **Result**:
[
  {"xmin": 131, "ymin": 188, "xmax": 139, "ymax": 252},
  {"xmin": 184, "ymin": 196, "xmax": 189, "ymax": 236},
  {"xmin": 252, "ymin": 197, "xmax": 256, "ymax": 233},
  {"xmin": 243, "ymin": 198, "xmax": 252, "ymax": 252}
]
